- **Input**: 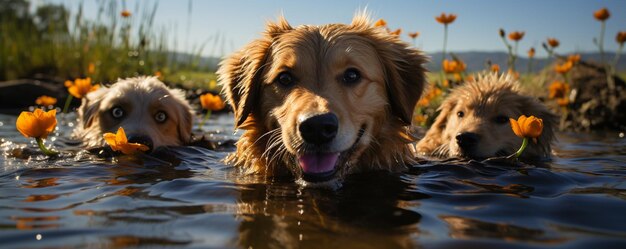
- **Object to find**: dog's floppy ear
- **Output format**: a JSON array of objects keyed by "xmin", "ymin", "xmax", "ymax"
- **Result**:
[
  {"xmin": 77, "ymin": 87, "xmax": 109, "ymax": 129},
  {"xmin": 170, "ymin": 89, "xmax": 193, "ymax": 144},
  {"xmin": 359, "ymin": 14, "xmax": 428, "ymax": 125},
  {"xmin": 218, "ymin": 16, "xmax": 292, "ymax": 128},
  {"xmin": 416, "ymin": 98, "xmax": 456, "ymax": 155},
  {"xmin": 383, "ymin": 48, "xmax": 428, "ymax": 125}
]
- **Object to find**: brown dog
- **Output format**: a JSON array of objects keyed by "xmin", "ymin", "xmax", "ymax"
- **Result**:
[
  {"xmin": 218, "ymin": 13, "xmax": 427, "ymax": 184},
  {"xmin": 416, "ymin": 73, "xmax": 557, "ymax": 161},
  {"xmin": 72, "ymin": 76, "xmax": 193, "ymax": 151}
]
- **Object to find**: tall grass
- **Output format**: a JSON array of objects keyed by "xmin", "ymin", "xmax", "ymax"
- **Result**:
[{"xmin": 0, "ymin": 0, "xmax": 217, "ymax": 89}]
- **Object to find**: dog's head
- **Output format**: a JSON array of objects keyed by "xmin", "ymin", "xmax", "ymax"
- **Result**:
[
  {"xmin": 219, "ymin": 13, "xmax": 427, "ymax": 183},
  {"xmin": 420, "ymin": 73, "xmax": 556, "ymax": 160},
  {"xmin": 74, "ymin": 76, "xmax": 193, "ymax": 151}
]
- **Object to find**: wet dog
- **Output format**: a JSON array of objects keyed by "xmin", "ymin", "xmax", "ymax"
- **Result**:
[
  {"xmin": 72, "ymin": 76, "xmax": 193, "ymax": 151},
  {"xmin": 415, "ymin": 72, "xmax": 557, "ymax": 161},
  {"xmin": 218, "ymin": 13, "xmax": 427, "ymax": 185}
]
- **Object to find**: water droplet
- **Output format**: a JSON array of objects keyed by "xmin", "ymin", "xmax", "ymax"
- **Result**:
[
  {"xmin": 36, "ymin": 234, "xmax": 42, "ymax": 240},
  {"xmin": 15, "ymin": 175, "xmax": 20, "ymax": 180},
  {"xmin": 620, "ymin": 132, "xmax": 624, "ymax": 138}
]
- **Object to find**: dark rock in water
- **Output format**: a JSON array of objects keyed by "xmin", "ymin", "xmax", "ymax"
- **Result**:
[
  {"xmin": 0, "ymin": 78, "xmax": 79, "ymax": 115},
  {"xmin": 545, "ymin": 60, "xmax": 626, "ymax": 131}
]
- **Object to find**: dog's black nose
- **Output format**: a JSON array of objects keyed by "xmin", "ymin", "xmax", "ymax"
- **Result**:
[
  {"xmin": 456, "ymin": 132, "xmax": 480, "ymax": 150},
  {"xmin": 127, "ymin": 135, "xmax": 154, "ymax": 152},
  {"xmin": 299, "ymin": 113, "xmax": 339, "ymax": 145}
]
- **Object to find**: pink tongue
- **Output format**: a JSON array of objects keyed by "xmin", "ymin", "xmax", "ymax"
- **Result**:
[{"xmin": 298, "ymin": 153, "xmax": 340, "ymax": 174}]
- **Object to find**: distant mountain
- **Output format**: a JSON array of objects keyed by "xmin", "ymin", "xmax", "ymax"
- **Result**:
[
  {"xmin": 426, "ymin": 51, "xmax": 625, "ymax": 73},
  {"xmin": 175, "ymin": 51, "xmax": 625, "ymax": 73}
]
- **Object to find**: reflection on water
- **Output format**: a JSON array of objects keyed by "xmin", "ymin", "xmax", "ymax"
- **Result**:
[{"xmin": 1, "ymin": 113, "xmax": 626, "ymax": 248}]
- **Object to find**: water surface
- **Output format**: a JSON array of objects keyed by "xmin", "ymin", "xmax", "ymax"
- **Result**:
[{"xmin": 1, "ymin": 113, "xmax": 625, "ymax": 248}]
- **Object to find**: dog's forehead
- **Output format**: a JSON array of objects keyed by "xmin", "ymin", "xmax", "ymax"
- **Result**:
[
  {"xmin": 269, "ymin": 28, "xmax": 381, "ymax": 75},
  {"xmin": 459, "ymin": 91, "xmax": 521, "ymax": 116},
  {"xmin": 105, "ymin": 81, "xmax": 174, "ymax": 104}
]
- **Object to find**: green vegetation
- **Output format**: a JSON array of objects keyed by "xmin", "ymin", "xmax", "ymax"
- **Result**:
[{"xmin": 0, "ymin": 0, "xmax": 217, "ymax": 90}]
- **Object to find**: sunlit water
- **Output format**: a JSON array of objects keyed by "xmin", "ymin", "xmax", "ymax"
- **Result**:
[{"xmin": 1, "ymin": 113, "xmax": 625, "ymax": 248}]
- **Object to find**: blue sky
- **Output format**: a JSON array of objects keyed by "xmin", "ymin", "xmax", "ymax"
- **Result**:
[{"xmin": 50, "ymin": 0, "xmax": 626, "ymax": 58}]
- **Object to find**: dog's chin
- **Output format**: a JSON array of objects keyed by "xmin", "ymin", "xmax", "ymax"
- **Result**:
[
  {"xmin": 295, "ymin": 126, "xmax": 366, "ymax": 185},
  {"xmin": 454, "ymin": 146, "xmax": 511, "ymax": 160}
]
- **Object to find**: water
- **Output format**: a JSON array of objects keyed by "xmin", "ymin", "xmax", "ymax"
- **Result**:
[{"xmin": 1, "ymin": 113, "xmax": 625, "ymax": 248}]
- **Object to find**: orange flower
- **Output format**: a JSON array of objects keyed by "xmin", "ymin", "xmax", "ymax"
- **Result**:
[
  {"xmin": 374, "ymin": 19, "xmax": 387, "ymax": 27},
  {"xmin": 593, "ymin": 8, "xmax": 610, "ymax": 21},
  {"xmin": 568, "ymin": 54, "xmax": 581, "ymax": 64},
  {"xmin": 617, "ymin": 31, "xmax": 626, "ymax": 45},
  {"xmin": 66, "ymin": 77, "xmax": 99, "ymax": 99},
  {"xmin": 442, "ymin": 59, "xmax": 466, "ymax": 74},
  {"xmin": 16, "ymin": 109, "xmax": 57, "ymax": 139},
  {"xmin": 408, "ymin": 32, "xmax": 419, "ymax": 39},
  {"xmin": 417, "ymin": 87, "xmax": 442, "ymax": 107},
  {"xmin": 491, "ymin": 64, "xmax": 500, "ymax": 73},
  {"xmin": 435, "ymin": 13, "xmax": 457, "ymax": 25},
  {"xmin": 453, "ymin": 73, "xmax": 462, "ymax": 81},
  {"xmin": 510, "ymin": 115, "xmax": 543, "ymax": 142},
  {"xmin": 556, "ymin": 97, "xmax": 569, "ymax": 107},
  {"xmin": 389, "ymin": 28, "xmax": 402, "ymax": 36},
  {"xmin": 548, "ymin": 81, "xmax": 570, "ymax": 99},
  {"xmin": 507, "ymin": 69, "xmax": 520, "ymax": 80},
  {"xmin": 554, "ymin": 61, "xmax": 573, "ymax": 74},
  {"xmin": 414, "ymin": 114, "xmax": 427, "ymax": 124},
  {"xmin": 88, "ymin": 62, "xmax": 95, "ymax": 74},
  {"xmin": 121, "ymin": 10, "xmax": 131, "ymax": 18},
  {"xmin": 200, "ymin": 93, "xmax": 225, "ymax": 111},
  {"xmin": 103, "ymin": 127, "xmax": 149, "ymax": 154},
  {"xmin": 508, "ymin": 31, "xmax": 525, "ymax": 41},
  {"xmin": 547, "ymin": 38, "xmax": 560, "ymax": 48},
  {"xmin": 528, "ymin": 47, "xmax": 535, "ymax": 58},
  {"xmin": 35, "ymin": 96, "xmax": 57, "ymax": 106}
]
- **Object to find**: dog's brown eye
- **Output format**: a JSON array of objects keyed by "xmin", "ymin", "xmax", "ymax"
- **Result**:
[
  {"xmin": 495, "ymin": 115, "xmax": 509, "ymax": 124},
  {"xmin": 275, "ymin": 72, "xmax": 294, "ymax": 86},
  {"xmin": 457, "ymin": 111, "xmax": 464, "ymax": 118},
  {"xmin": 111, "ymin": 107, "xmax": 124, "ymax": 119},
  {"xmin": 342, "ymin": 68, "xmax": 361, "ymax": 85},
  {"xmin": 154, "ymin": 111, "xmax": 167, "ymax": 123}
]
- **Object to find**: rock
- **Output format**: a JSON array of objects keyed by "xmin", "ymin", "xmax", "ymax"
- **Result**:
[
  {"xmin": 0, "ymin": 78, "xmax": 79, "ymax": 115},
  {"xmin": 542, "ymin": 60, "xmax": 626, "ymax": 131}
]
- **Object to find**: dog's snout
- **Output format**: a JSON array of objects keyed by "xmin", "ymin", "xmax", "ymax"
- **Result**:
[
  {"xmin": 127, "ymin": 135, "xmax": 154, "ymax": 152},
  {"xmin": 299, "ymin": 113, "xmax": 339, "ymax": 145},
  {"xmin": 456, "ymin": 132, "xmax": 480, "ymax": 150}
]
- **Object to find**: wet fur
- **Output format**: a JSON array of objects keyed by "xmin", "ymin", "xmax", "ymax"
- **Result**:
[
  {"xmin": 416, "ymin": 73, "xmax": 557, "ymax": 161},
  {"xmin": 218, "ymin": 13, "xmax": 428, "ymax": 179},
  {"xmin": 72, "ymin": 76, "xmax": 193, "ymax": 149}
]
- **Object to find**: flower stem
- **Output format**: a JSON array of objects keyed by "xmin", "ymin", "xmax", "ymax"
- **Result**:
[
  {"xmin": 62, "ymin": 95, "xmax": 73, "ymax": 114},
  {"xmin": 599, "ymin": 21, "xmax": 606, "ymax": 63},
  {"xmin": 36, "ymin": 138, "xmax": 59, "ymax": 156},
  {"xmin": 514, "ymin": 137, "xmax": 528, "ymax": 158},
  {"xmin": 512, "ymin": 41, "xmax": 518, "ymax": 72},
  {"xmin": 198, "ymin": 110, "xmax": 212, "ymax": 129}
]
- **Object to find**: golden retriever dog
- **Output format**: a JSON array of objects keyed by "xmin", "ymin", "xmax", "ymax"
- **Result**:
[
  {"xmin": 218, "ymin": 13, "xmax": 428, "ymax": 184},
  {"xmin": 72, "ymin": 76, "xmax": 193, "ymax": 151},
  {"xmin": 415, "ymin": 73, "xmax": 557, "ymax": 161}
]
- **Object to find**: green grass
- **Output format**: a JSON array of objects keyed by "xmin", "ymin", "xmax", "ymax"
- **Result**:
[
  {"xmin": 166, "ymin": 70, "xmax": 219, "ymax": 91},
  {"xmin": 0, "ymin": 0, "xmax": 215, "ymax": 89}
]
